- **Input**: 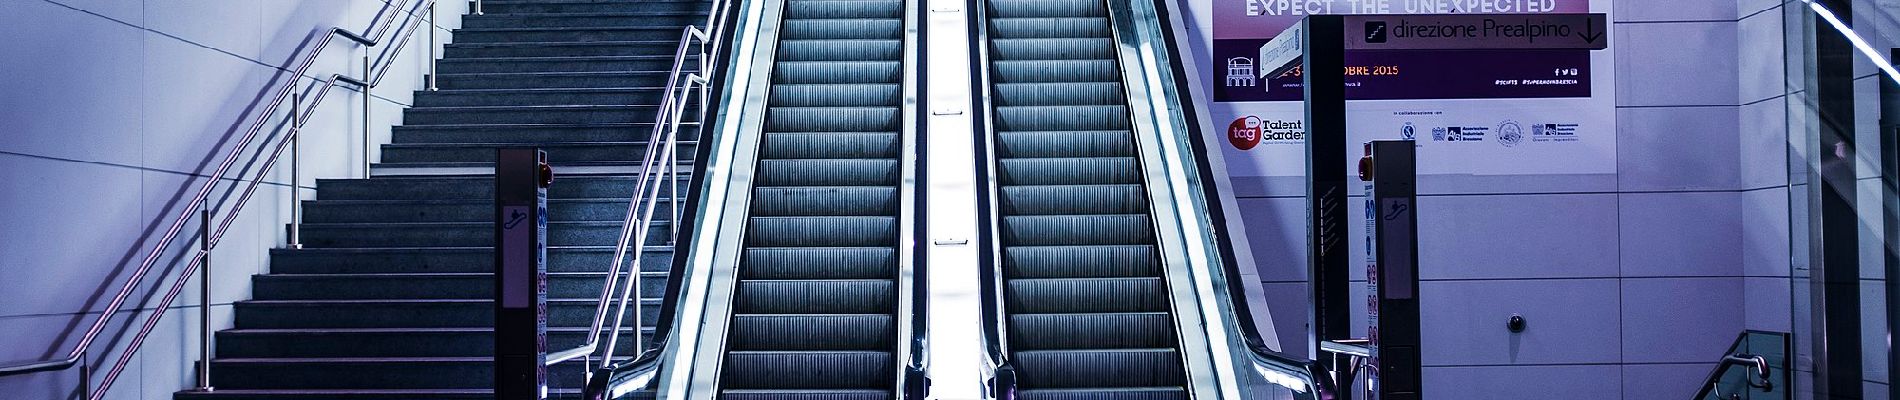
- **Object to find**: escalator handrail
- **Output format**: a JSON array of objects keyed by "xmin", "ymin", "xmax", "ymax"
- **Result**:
[
  {"xmin": 583, "ymin": 0, "xmax": 746, "ymax": 396},
  {"xmin": 964, "ymin": 0, "xmax": 1020, "ymax": 396},
  {"xmin": 901, "ymin": 0, "xmax": 931, "ymax": 396},
  {"xmin": 1120, "ymin": 0, "xmax": 1327, "ymax": 393}
]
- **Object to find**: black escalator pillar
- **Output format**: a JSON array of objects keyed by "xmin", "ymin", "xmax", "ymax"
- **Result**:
[
  {"xmin": 496, "ymin": 148, "xmax": 551, "ymax": 400},
  {"xmin": 1807, "ymin": 0, "xmax": 1863, "ymax": 398},
  {"xmin": 1363, "ymin": 141, "xmax": 1419, "ymax": 400},
  {"xmin": 1303, "ymin": 14, "xmax": 1353, "ymax": 372},
  {"xmin": 1884, "ymin": 47, "xmax": 1900, "ymax": 394}
]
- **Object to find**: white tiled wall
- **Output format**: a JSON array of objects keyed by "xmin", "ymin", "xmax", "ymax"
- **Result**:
[
  {"xmin": 0, "ymin": 0, "xmax": 463, "ymax": 398},
  {"xmin": 1228, "ymin": 0, "xmax": 1809, "ymax": 397}
]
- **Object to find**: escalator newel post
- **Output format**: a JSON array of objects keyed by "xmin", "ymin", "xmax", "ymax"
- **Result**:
[
  {"xmin": 1301, "ymin": 14, "xmax": 1353, "ymax": 391},
  {"xmin": 496, "ymin": 148, "xmax": 550, "ymax": 400},
  {"xmin": 1362, "ymin": 141, "xmax": 1420, "ymax": 400}
]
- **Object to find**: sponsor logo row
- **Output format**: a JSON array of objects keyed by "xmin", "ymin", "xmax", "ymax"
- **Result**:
[{"xmin": 1228, "ymin": 116, "xmax": 1579, "ymax": 150}]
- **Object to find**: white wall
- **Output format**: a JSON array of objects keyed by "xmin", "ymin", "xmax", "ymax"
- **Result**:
[
  {"xmin": 1212, "ymin": 0, "xmax": 1780, "ymax": 398},
  {"xmin": 0, "ymin": 1, "xmax": 462, "ymax": 398}
]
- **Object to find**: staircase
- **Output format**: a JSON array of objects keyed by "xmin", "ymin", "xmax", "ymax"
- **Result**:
[
  {"xmin": 175, "ymin": 1, "xmax": 708, "ymax": 398},
  {"xmin": 713, "ymin": 0, "xmax": 908, "ymax": 398},
  {"xmin": 980, "ymin": 0, "xmax": 1190, "ymax": 399}
]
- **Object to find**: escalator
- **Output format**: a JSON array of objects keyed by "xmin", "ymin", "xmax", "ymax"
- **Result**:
[
  {"xmin": 977, "ymin": 0, "xmax": 1189, "ymax": 398},
  {"xmin": 714, "ymin": 0, "xmax": 909, "ymax": 397}
]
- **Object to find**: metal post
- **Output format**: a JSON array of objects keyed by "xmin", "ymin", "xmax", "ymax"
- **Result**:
[
  {"xmin": 288, "ymin": 93, "xmax": 302, "ymax": 249},
  {"xmin": 474, "ymin": 0, "xmax": 483, "ymax": 15},
  {"xmin": 363, "ymin": 48, "xmax": 373, "ymax": 179},
  {"xmin": 427, "ymin": 2, "xmax": 438, "ymax": 91},
  {"xmin": 79, "ymin": 350, "xmax": 90, "ymax": 398},
  {"xmin": 195, "ymin": 207, "xmax": 213, "ymax": 392},
  {"xmin": 668, "ymin": 134, "xmax": 679, "ymax": 245}
]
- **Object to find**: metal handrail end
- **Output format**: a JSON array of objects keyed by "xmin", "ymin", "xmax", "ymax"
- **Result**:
[
  {"xmin": 548, "ymin": 344, "xmax": 597, "ymax": 366},
  {"xmin": 332, "ymin": 28, "xmax": 375, "ymax": 45}
]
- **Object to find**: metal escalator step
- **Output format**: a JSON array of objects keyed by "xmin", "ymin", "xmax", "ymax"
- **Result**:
[
  {"xmin": 785, "ymin": 0, "xmax": 904, "ymax": 19},
  {"xmin": 728, "ymin": 314, "xmax": 896, "ymax": 350},
  {"xmin": 1003, "ymin": 245, "xmax": 1158, "ymax": 279},
  {"xmin": 774, "ymin": 61, "xmax": 903, "ymax": 84},
  {"xmin": 1006, "ymin": 277, "xmax": 1168, "ymax": 314},
  {"xmin": 734, "ymin": 280, "xmax": 894, "ymax": 314},
  {"xmin": 1008, "ymin": 313, "xmax": 1175, "ymax": 350},
  {"xmin": 986, "ymin": 0, "xmax": 1108, "ymax": 18},
  {"xmin": 771, "ymin": 84, "xmax": 904, "ymax": 107},
  {"xmin": 993, "ymin": 83, "xmax": 1126, "ymax": 107},
  {"xmin": 994, "ymin": 105, "xmax": 1131, "ymax": 131},
  {"xmin": 990, "ymin": 38, "xmax": 1117, "ymax": 61},
  {"xmin": 721, "ymin": 351, "xmax": 895, "ymax": 389},
  {"xmin": 767, "ymin": 106, "xmax": 902, "ymax": 132},
  {"xmin": 742, "ymin": 247, "xmax": 896, "ymax": 279},
  {"xmin": 752, "ymin": 186, "xmax": 898, "ymax": 216},
  {"xmin": 990, "ymin": 60, "xmax": 1120, "ymax": 83},
  {"xmin": 999, "ymin": 184, "xmax": 1145, "ymax": 215},
  {"xmin": 721, "ymin": 389, "xmax": 894, "ymax": 400},
  {"xmin": 996, "ymin": 131, "xmax": 1136, "ymax": 158},
  {"xmin": 1017, "ymin": 387, "xmax": 1189, "ymax": 400},
  {"xmin": 762, "ymin": 132, "xmax": 902, "ymax": 158},
  {"xmin": 1001, "ymin": 214, "xmax": 1154, "ymax": 246},
  {"xmin": 996, "ymin": 157, "xmax": 1140, "ymax": 186},
  {"xmin": 757, "ymin": 159, "xmax": 900, "ymax": 186},
  {"xmin": 722, "ymin": 1, "xmax": 903, "ymax": 394},
  {"xmin": 1013, "ymin": 349, "xmax": 1186, "ymax": 388},
  {"xmin": 782, "ymin": 19, "xmax": 905, "ymax": 40},
  {"xmin": 747, "ymin": 216, "xmax": 898, "ymax": 247},
  {"xmin": 779, "ymin": 39, "xmax": 905, "ymax": 62},
  {"xmin": 988, "ymin": 17, "xmax": 1113, "ymax": 39}
]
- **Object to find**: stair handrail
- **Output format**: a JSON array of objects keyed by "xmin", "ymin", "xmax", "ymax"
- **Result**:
[
  {"xmin": 1691, "ymin": 331, "xmax": 1790, "ymax": 400},
  {"xmin": 964, "ymin": 0, "xmax": 1020, "ymax": 397},
  {"xmin": 0, "ymin": 2, "xmax": 439, "ymax": 398},
  {"xmin": 583, "ymin": 0, "xmax": 753, "ymax": 396},
  {"xmin": 551, "ymin": 0, "xmax": 737, "ymax": 380}
]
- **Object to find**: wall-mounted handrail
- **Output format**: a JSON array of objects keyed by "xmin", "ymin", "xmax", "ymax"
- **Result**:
[
  {"xmin": 0, "ymin": 2, "xmax": 442, "ymax": 398},
  {"xmin": 1693, "ymin": 331, "xmax": 1789, "ymax": 400}
]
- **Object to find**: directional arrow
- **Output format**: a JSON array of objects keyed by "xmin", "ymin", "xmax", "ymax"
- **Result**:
[{"xmin": 1579, "ymin": 17, "xmax": 1604, "ymax": 45}]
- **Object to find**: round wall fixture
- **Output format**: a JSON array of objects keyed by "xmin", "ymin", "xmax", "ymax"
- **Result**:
[{"xmin": 1507, "ymin": 314, "xmax": 1527, "ymax": 333}]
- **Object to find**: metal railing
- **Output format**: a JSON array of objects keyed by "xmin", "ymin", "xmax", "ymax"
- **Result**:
[
  {"xmin": 546, "ymin": 0, "xmax": 734, "ymax": 379},
  {"xmin": 963, "ymin": 0, "xmax": 1021, "ymax": 397},
  {"xmin": 1693, "ymin": 331, "xmax": 1790, "ymax": 400},
  {"xmin": 0, "ymin": 1, "xmax": 446, "ymax": 398}
]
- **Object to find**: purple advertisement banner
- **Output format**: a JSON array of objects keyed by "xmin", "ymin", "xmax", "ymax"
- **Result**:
[
  {"xmin": 1213, "ymin": 46, "xmax": 1593, "ymax": 102},
  {"xmin": 1211, "ymin": 1, "xmax": 1598, "ymax": 103},
  {"xmin": 1213, "ymin": 0, "xmax": 1590, "ymax": 40}
]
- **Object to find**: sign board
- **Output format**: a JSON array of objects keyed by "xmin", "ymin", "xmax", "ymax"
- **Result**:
[
  {"xmin": 1199, "ymin": 0, "xmax": 1616, "ymax": 180},
  {"xmin": 1342, "ymin": 13, "xmax": 1607, "ymax": 50}
]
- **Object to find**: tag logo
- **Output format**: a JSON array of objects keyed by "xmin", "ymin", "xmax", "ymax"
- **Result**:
[{"xmin": 1229, "ymin": 116, "xmax": 1263, "ymax": 150}]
